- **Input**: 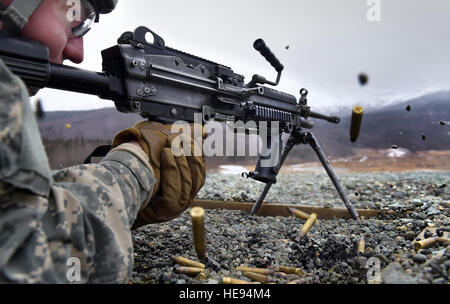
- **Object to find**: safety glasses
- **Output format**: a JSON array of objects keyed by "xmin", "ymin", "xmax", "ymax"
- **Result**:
[{"xmin": 70, "ymin": 0, "xmax": 98, "ymax": 38}]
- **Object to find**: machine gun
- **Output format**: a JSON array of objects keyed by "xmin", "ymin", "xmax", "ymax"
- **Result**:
[{"xmin": 0, "ymin": 26, "xmax": 359, "ymax": 219}]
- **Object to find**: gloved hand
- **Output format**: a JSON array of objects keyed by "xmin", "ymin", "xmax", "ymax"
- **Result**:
[{"xmin": 112, "ymin": 121, "xmax": 206, "ymax": 228}]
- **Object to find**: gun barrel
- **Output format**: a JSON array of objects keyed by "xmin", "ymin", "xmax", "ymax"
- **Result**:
[
  {"xmin": 48, "ymin": 64, "xmax": 111, "ymax": 97},
  {"xmin": 307, "ymin": 111, "xmax": 340, "ymax": 124}
]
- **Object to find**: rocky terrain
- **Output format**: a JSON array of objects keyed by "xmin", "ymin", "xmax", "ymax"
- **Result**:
[{"xmin": 130, "ymin": 171, "xmax": 449, "ymax": 284}]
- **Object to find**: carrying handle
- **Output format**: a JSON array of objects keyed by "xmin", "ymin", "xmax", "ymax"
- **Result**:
[{"xmin": 253, "ymin": 39, "xmax": 284, "ymax": 73}]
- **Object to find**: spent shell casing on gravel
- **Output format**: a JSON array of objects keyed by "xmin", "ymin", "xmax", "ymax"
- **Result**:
[
  {"xmin": 277, "ymin": 266, "xmax": 304, "ymax": 276},
  {"xmin": 287, "ymin": 207, "xmax": 311, "ymax": 220},
  {"xmin": 295, "ymin": 213, "xmax": 318, "ymax": 242},
  {"xmin": 244, "ymin": 271, "xmax": 274, "ymax": 284},
  {"xmin": 414, "ymin": 236, "xmax": 438, "ymax": 250},
  {"xmin": 286, "ymin": 279, "xmax": 306, "ymax": 284},
  {"xmin": 350, "ymin": 106, "xmax": 364, "ymax": 142},
  {"xmin": 222, "ymin": 277, "xmax": 251, "ymax": 284},
  {"xmin": 414, "ymin": 237, "xmax": 449, "ymax": 250},
  {"xmin": 273, "ymin": 272, "xmax": 287, "ymax": 278},
  {"xmin": 236, "ymin": 266, "xmax": 274, "ymax": 275},
  {"xmin": 190, "ymin": 207, "xmax": 207, "ymax": 260},
  {"xmin": 171, "ymin": 256, "xmax": 205, "ymax": 269},
  {"xmin": 358, "ymin": 235, "xmax": 365, "ymax": 254},
  {"xmin": 174, "ymin": 266, "xmax": 204, "ymax": 276},
  {"xmin": 195, "ymin": 269, "xmax": 210, "ymax": 281}
]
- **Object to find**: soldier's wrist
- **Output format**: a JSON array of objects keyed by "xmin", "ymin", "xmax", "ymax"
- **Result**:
[{"xmin": 128, "ymin": 140, "xmax": 142, "ymax": 149}]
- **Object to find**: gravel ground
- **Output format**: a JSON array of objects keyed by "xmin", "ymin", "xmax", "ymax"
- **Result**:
[{"xmin": 130, "ymin": 171, "xmax": 449, "ymax": 284}]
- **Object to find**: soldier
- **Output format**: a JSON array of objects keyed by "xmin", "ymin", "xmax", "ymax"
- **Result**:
[{"xmin": 0, "ymin": 0, "xmax": 206, "ymax": 283}]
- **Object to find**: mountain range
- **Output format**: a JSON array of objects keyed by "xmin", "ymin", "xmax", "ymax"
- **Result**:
[
  {"xmin": 37, "ymin": 91, "xmax": 450, "ymax": 159},
  {"xmin": 310, "ymin": 90, "xmax": 449, "ymax": 156}
]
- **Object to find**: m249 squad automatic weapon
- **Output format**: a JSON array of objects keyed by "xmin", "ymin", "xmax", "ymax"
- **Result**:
[{"xmin": 0, "ymin": 26, "xmax": 359, "ymax": 219}]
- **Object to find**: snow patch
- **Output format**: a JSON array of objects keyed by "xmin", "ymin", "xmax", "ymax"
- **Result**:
[
  {"xmin": 219, "ymin": 165, "xmax": 247, "ymax": 175},
  {"xmin": 386, "ymin": 148, "xmax": 410, "ymax": 158}
]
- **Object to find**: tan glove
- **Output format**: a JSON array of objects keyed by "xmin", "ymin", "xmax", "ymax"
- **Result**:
[{"xmin": 112, "ymin": 121, "xmax": 206, "ymax": 228}]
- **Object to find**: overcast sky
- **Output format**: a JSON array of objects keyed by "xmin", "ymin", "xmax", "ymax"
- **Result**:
[{"xmin": 32, "ymin": 0, "xmax": 450, "ymax": 113}]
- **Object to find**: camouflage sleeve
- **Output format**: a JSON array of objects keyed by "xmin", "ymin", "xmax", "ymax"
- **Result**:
[{"xmin": 0, "ymin": 59, "xmax": 156, "ymax": 283}]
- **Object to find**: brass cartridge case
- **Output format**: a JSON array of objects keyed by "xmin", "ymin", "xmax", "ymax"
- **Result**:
[
  {"xmin": 195, "ymin": 269, "xmax": 210, "ymax": 281},
  {"xmin": 277, "ymin": 266, "xmax": 304, "ymax": 276},
  {"xmin": 236, "ymin": 266, "xmax": 274, "ymax": 276},
  {"xmin": 190, "ymin": 207, "xmax": 206, "ymax": 260},
  {"xmin": 414, "ymin": 237, "xmax": 449, "ymax": 250},
  {"xmin": 295, "ymin": 213, "xmax": 318, "ymax": 242},
  {"xmin": 222, "ymin": 277, "xmax": 251, "ymax": 284},
  {"xmin": 244, "ymin": 271, "xmax": 274, "ymax": 284},
  {"xmin": 350, "ymin": 106, "xmax": 364, "ymax": 142},
  {"xmin": 174, "ymin": 266, "xmax": 204, "ymax": 277},
  {"xmin": 273, "ymin": 272, "xmax": 287, "ymax": 278},
  {"xmin": 287, "ymin": 279, "xmax": 306, "ymax": 284},
  {"xmin": 414, "ymin": 237, "xmax": 437, "ymax": 250},
  {"xmin": 287, "ymin": 207, "xmax": 311, "ymax": 220},
  {"xmin": 171, "ymin": 256, "xmax": 205, "ymax": 269},
  {"xmin": 358, "ymin": 235, "xmax": 365, "ymax": 254}
]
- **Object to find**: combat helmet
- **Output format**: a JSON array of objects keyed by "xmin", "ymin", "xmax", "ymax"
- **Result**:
[{"xmin": 0, "ymin": 0, "xmax": 118, "ymax": 36}]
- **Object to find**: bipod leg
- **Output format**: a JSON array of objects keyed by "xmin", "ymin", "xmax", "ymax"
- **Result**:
[
  {"xmin": 249, "ymin": 182, "xmax": 273, "ymax": 215},
  {"xmin": 250, "ymin": 134, "xmax": 296, "ymax": 215},
  {"xmin": 306, "ymin": 133, "xmax": 360, "ymax": 220}
]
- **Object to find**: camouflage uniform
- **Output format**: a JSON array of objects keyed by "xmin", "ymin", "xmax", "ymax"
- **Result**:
[{"xmin": 0, "ymin": 59, "xmax": 157, "ymax": 283}]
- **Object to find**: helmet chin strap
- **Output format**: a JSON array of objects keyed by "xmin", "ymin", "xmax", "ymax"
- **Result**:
[{"xmin": 0, "ymin": 0, "xmax": 43, "ymax": 35}]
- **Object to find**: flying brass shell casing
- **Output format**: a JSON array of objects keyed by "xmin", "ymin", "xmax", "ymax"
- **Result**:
[
  {"xmin": 190, "ymin": 207, "xmax": 206, "ymax": 260},
  {"xmin": 174, "ymin": 266, "xmax": 204, "ymax": 276},
  {"xmin": 171, "ymin": 256, "xmax": 205, "ymax": 269},
  {"xmin": 277, "ymin": 266, "xmax": 304, "ymax": 276},
  {"xmin": 236, "ymin": 266, "xmax": 274, "ymax": 275},
  {"xmin": 295, "ymin": 213, "xmax": 318, "ymax": 242},
  {"xmin": 244, "ymin": 271, "xmax": 274, "ymax": 283},
  {"xmin": 287, "ymin": 207, "xmax": 311, "ymax": 220},
  {"xmin": 350, "ymin": 106, "xmax": 364, "ymax": 142},
  {"xmin": 358, "ymin": 235, "xmax": 365, "ymax": 254},
  {"xmin": 222, "ymin": 277, "xmax": 251, "ymax": 284}
]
